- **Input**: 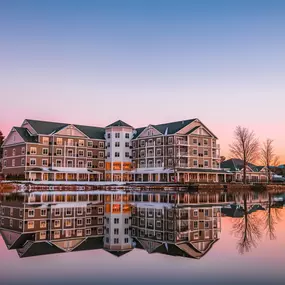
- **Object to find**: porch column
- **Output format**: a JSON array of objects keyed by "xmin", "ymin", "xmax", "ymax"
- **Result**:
[
  {"xmin": 224, "ymin": 174, "xmax": 226, "ymax": 183},
  {"xmin": 206, "ymin": 173, "xmax": 209, "ymax": 182},
  {"xmin": 41, "ymin": 173, "xmax": 44, "ymax": 181},
  {"xmin": 66, "ymin": 173, "xmax": 68, "ymax": 181},
  {"xmin": 167, "ymin": 173, "xmax": 170, "ymax": 182},
  {"xmin": 197, "ymin": 174, "xmax": 200, "ymax": 183},
  {"xmin": 53, "ymin": 173, "xmax": 56, "ymax": 181},
  {"xmin": 98, "ymin": 173, "xmax": 101, "ymax": 181},
  {"xmin": 88, "ymin": 173, "xmax": 90, "ymax": 182},
  {"xmin": 158, "ymin": 173, "xmax": 161, "ymax": 182},
  {"xmin": 216, "ymin": 174, "xmax": 218, "ymax": 183},
  {"xmin": 76, "ymin": 173, "xmax": 79, "ymax": 181}
]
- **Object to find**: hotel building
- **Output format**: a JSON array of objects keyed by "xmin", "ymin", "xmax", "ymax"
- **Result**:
[{"xmin": 1, "ymin": 118, "xmax": 232, "ymax": 182}]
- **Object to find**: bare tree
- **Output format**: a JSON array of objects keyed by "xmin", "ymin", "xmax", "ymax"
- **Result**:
[
  {"xmin": 229, "ymin": 126, "xmax": 259, "ymax": 184},
  {"xmin": 260, "ymin": 139, "xmax": 280, "ymax": 182},
  {"xmin": 232, "ymin": 193, "xmax": 263, "ymax": 254},
  {"xmin": 220, "ymin": 156, "xmax": 226, "ymax": 163}
]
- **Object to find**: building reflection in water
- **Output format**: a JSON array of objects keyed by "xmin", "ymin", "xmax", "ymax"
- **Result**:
[{"xmin": 0, "ymin": 190, "xmax": 283, "ymax": 258}]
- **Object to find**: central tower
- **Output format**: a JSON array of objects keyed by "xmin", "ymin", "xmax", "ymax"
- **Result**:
[{"xmin": 105, "ymin": 120, "xmax": 133, "ymax": 182}]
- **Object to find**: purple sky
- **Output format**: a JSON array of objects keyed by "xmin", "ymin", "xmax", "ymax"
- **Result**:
[{"xmin": 0, "ymin": 1, "xmax": 284, "ymax": 161}]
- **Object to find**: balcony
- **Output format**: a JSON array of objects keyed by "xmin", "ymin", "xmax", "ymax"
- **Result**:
[
  {"xmin": 177, "ymin": 140, "xmax": 188, "ymax": 146},
  {"xmin": 212, "ymin": 144, "xmax": 220, "ymax": 149},
  {"xmin": 177, "ymin": 152, "xmax": 188, "ymax": 157}
]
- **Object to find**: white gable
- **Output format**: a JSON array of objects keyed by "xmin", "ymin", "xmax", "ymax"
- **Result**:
[
  {"xmin": 178, "ymin": 119, "xmax": 217, "ymax": 138},
  {"xmin": 21, "ymin": 120, "xmax": 37, "ymax": 135},
  {"xmin": 137, "ymin": 125, "xmax": 162, "ymax": 138},
  {"xmin": 2, "ymin": 128, "xmax": 25, "ymax": 146},
  {"xmin": 54, "ymin": 125, "xmax": 87, "ymax": 137},
  {"xmin": 0, "ymin": 230, "xmax": 22, "ymax": 248}
]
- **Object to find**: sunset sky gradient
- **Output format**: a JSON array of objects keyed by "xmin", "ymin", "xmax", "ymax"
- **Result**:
[{"xmin": 0, "ymin": 0, "xmax": 284, "ymax": 161}]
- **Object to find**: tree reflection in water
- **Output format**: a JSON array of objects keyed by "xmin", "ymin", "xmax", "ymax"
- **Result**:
[
  {"xmin": 263, "ymin": 193, "xmax": 283, "ymax": 240},
  {"xmin": 232, "ymin": 193, "xmax": 263, "ymax": 255}
]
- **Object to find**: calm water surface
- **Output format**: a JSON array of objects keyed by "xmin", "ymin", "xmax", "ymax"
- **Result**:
[{"xmin": 0, "ymin": 190, "xmax": 284, "ymax": 285}]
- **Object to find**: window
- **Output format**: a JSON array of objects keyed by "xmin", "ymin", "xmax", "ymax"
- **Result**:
[
  {"xmin": 114, "ymin": 238, "xmax": 119, "ymax": 244},
  {"xmin": 124, "ymin": 238, "xmax": 129, "ymax": 243},
  {"xmin": 114, "ymin": 228, "xmax": 119, "ymax": 235},
  {"xmin": 78, "ymin": 161, "xmax": 84, "ymax": 167},
  {"xmin": 125, "ymin": 142, "xmax": 129, "ymax": 147},
  {"xmin": 28, "ymin": 221, "xmax": 34, "ymax": 229},
  {"xmin": 67, "ymin": 160, "xmax": 73, "ymax": 167},
  {"xmin": 194, "ymin": 232, "xmax": 199, "ymax": 240},
  {"xmin": 156, "ymin": 149, "xmax": 162, "ymax": 156},
  {"xmin": 42, "ymin": 148, "xmax": 48, "ymax": 155},
  {"xmin": 78, "ymin": 150, "xmax": 84, "ymax": 157},
  {"xmin": 54, "ymin": 231, "xmax": 61, "ymax": 239},
  {"xmin": 86, "ymin": 207, "xmax": 92, "ymax": 215},
  {"xmin": 56, "ymin": 160, "xmax": 62, "ymax": 167},
  {"xmin": 86, "ymin": 229, "xmax": 91, "ymax": 236},
  {"xmin": 156, "ymin": 221, "xmax": 161, "ymax": 228},
  {"xmin": 107, "ymin": 152, "xmax": 110, "ymax": 157},
  {"xmin": 204, "ymin": 150, "xmax": 208, "ymax": 156},
  {"xmin": 125, "ymin": 152, "xmax": 129, "ymax": 158},
  {"xmin": 19, "ymin": 209, "xmax": 23, "ymax": 217},
  {"xmin": 124, "ymin": 228, "xmax": 129, "ymax": 235},
  {"xmin": 107, "ymin": 133, "xmax": 111, "ymax": 139},
  {"xmin": 40, "ymin": 221, "xmax": 46, "ymax": 228},
  {"xmin": 107, "ymin": 142, "xmax": 110, "ymax": 147},
  {"xmin": 157, "ymin": 138, "xmax": 162, "ymax": 145},
  {"xmin": 115, "ymin": 152, "xmax": 120, "ymax": 157},
  {"xmin": 19, "ymin": 221, "xmax": 23, "ymax": 229},
  {"xmin": 115, "ymin": 133, "xmax": 120, "ymax": 138},
  {"xmin": 194, "ymin": 221, "xmax": 198, "ymax": 229},
  {"xmin": 21, "ymin": 147, "xmax": 25, "ymax": 155},
  {"xmin": 78, "ymin": 140, "xmax": 84, "ymax": 146},
  {"xmin": 204, "ymin": 160, "xmax": 209, "ymax": 167},
  {"xmin": 168, "ymin": 137, "xmax": 173, "ymax": 144},
  {"xmin": 30, "ymin": 147, "xmax": 37, "ymax": 154},
  {"xmin": 66, "ymin": 208, "xmax": 72, "ymax": 216},
  {"xmin": 105, "ymin": 237, "xmax": 109, "ymax": 243},
  {"xmin": 98, "ymin": 217, "xmax": 104, "ymax": 224},
  {"xmin": 125, "ymin": 218, "xmax": 129, "ymax": 224},
  {"xmin": 56, "ymin": 148, "xmax": 62, "ymax": 156},
  {"xmin": 193, "ymin": 210, "xmax": 198, "ymax": 217},
  {"xmin": 40, "ymin": 232, "xmax": 46, "ymax": 240},
  {"xmin": 205, "ymin": 209, "xmax": 209, "ymax": 216},
  {"xmin": 12, "ymin": 148, "xmax": 16, "ymax": 156},
  {"xmin": 43, "ymin": 137, "xmax": 49, "ymax": 145},
  {"xmin": 168, "ymin": 159, "xmax": 173, "ymax": 166},
  {"xmin": 77, "ymin": 219, "xmax": 83, "ymax": 226},
  {"xmin": 88, "ymin": 141, "xmax": 93, "ymax": 147},
  {"xmin": 3, "ymin": 160, "xmax": 7, "ymax": 167},
  {"xmin": 114, "ymin": 218, "xmax": 119, "ymax": 224},
  {"xmin": 67, "ymin": 139, "xmax": 74, "ymax": 146},
  {"xmin": 41, "ymin": 209, "xmax": 47, "ymax": 216},
  {"xmin": 98, "ymin": 207, "xmax": 103, "ymax": 214},
  {"xmin": 87, "ymin": 151, "xmax": 92, "ymax": 157},
  {"xmin": 77, "ymin": 208, "xmax": 83, "ymax": 215},
  {"xmin": 12, "ymin": 159, "xmax": 15, "ymax": 167},
  {"xmin": 67, "ymin": 149, "xmax": 73, "ymax": 157},
  {"xmin": 55, "ymin": 209, "xmax": 61, "ymax": 216},
  {"xmin": 30, "ymin": 158, "xmax": 36, "ymax": 166},
  {"xmin": 115, "ymin": 142, "xmax": 120, "ymax": 147},
  {"xmin": 99, "ymin": 161, "xmax": 104, "ymax": 168},
  {"xmin": 125, "ymin": 133, "xmax": 130, "ymax": 139},
  {"xmin": 140, "ymin": 140, "xmax": 145, "ymax": 147},
  {"xmin": 86, "ymin": 218, "xmax": 91, "ymax": 225},
  {"xmin": 193, "ymin": 160, "xmax": 198, "ymax": 167},
  {"xmin": 148, "ymin": 129, "xmax": 153, "ymax": 136},
  {"xmin": 9, "ymin": 219, "xmax": 13, "ymax": 227},
  {"xmin": 65, "ymin": 230, "xmax": 71, "ymax": 238},
  {"xmin": 65, "ymin": 219, "xmax": 72, "ymax": 227},
  {"xmin": 99, "ymin": 142, "xmax": 104, "ymax": 148},
  {"xmin": 193, "ymin": 138, "xmax": 198, "ymax": 144},
  {"xmin": 42, "ymin": 159, "xmax": 48, "ymax": 166},
  {"xmin": 10, "ymin": 208, "xmax": 13, "ymax": 216},
  {"xmin": 28, "ymin": 209, "xmax": 35, "ymax": 217},
  {"xmin": 56, "ymin": 138, "xmax": 63, "ymax": 145},
  {"xmin": 168, "ymin": 148, "xmax": 173, "ymax": 155},
  {"xmin": 99, "ymin": 152, "xmax": 104, "ymax": 158},
  {"xmin": 204, "ymin": 139, "xmax": 208, "ymax": 145},
  {"xmin": 205, "ymin": 221, "xmax": 209, "ymax": 228},
  {"xmin": 98, "ymin": 228, "xmax": 103, "ymax": 235},
  {"xmin": 54, "ymin": 220, "xmax": 60, "ymax": 228},
  {"xmin": 193, "ymin": 149, "xmax": 198, "ymax": 155},
  {"xmin": 87, "ymin": 161, "xmax": 92, "ymax": 168}
]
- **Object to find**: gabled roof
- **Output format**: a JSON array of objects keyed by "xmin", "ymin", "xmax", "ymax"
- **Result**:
[
  {"xmin": 185, "ymin": 126, "xmax": 200, "ymax": 135},
  {"xmin": 23, "ymin": 119, "xmax": 105, "ymax": 140},
  {"xmin": 106, "ymin": 120, "xmax": 133, "ymax": 128},
  {"xmin": 25, "ymin": 119, "xmax": 68, "ymax": 135},
  {"xmin": 104, "ymin": 249, "xmax": 133, "ymax": 257},
  {"xmin": 221, "ymin": 159, "xmax": 260, "ymax": 172},
  {"xmin": 13, "ymin": 127, "xmax": 38, "ymax": 143},
  {"xmin": 133, "ymin": 119, "xmax": 196, "ymax": 139},
  {"xmin": 74, "ymin": 124, "xmax": 105, "ymax": 140}
]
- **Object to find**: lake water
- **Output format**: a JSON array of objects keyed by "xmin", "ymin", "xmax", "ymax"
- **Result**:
[{"xmin": 0, "ymin": 190, "xmax": 284, "ymax": 285}]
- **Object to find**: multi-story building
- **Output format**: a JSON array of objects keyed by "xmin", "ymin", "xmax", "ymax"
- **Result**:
[
  {"xmin": 131, "ymin": 118, "xmax": 231, "ymax": 183},
  {"xmin": 0, "ymin": 191, "xmax": 105, "ymax": 257},
  {"xmin": 1, "ymin": 118, "xmax": 233, "ymax": 182},
  {"xmin": 105, "ymin": 120, "xmax": 133, "ymax": 182},
  {"xmin": 1, "ymin": 119, "xmax": 105, "ymax": 181}
]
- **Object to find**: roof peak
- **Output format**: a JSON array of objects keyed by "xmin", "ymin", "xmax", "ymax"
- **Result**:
[{"xmin": 106, "ymin": 120, "xmax": 133, "ymax": 128}]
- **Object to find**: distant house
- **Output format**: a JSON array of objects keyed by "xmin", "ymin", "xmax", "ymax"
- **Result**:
[{"xmin": 221, "ymin": 158, "xmax": 268, "ymax": 182}]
